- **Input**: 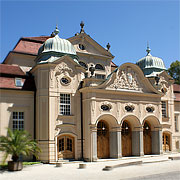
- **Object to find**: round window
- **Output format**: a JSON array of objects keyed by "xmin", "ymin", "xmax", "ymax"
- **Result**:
[
  {"xmin": 101, "ymin": 105, "xmax": 110, "ymax": 111},
  {"xmin": 125, "ymin": 106, "xmax": 134, "ymax": 112},
  {"xmin": 146, "ymin": 107, "xmax": 154, "ymax": 113},
  {"xmin": 79, "ymin": 44, "xmax": 85, "ymax": 50},
  {"xmin": 61, "ymin": 77, "xmax": 70, "ymax": 85}
]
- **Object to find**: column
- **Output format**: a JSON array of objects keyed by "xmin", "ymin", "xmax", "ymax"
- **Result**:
[
  {"xmin": 152, "ymin": 127, "xmax": 162, "ymax": 154},
  {"xmin": 132, "ymin": 127, "xmax": 144, "ymax": 156},
  {"xmin": 110, "ymin": 127, "xmax": 122, "ymax": 158},
  {"xmin": 90, "ymin": 126, "xmax": 97, "ymax": 161}
]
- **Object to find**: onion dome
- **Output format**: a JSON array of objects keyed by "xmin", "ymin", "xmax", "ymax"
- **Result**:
[
  {"xmin": 36, "ymin": 26, "xmax": 78, "ymax": 64},
  {"xmin": 136, "ymin": 43, "xmax": 166, "ymax": 77}
]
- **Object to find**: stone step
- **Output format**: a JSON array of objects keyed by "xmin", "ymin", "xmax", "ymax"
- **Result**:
[
  {"xmin": 103, "ymin": 160, "xmax": 142, "ymax": 171},
  {"xmin": 168, "ymin": 156, "xmax": 180, "ymax": 160}
]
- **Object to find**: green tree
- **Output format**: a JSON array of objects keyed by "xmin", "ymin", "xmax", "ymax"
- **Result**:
[
  {"xmin": 0, "ymin": 128, "xmax": 41, "ymax": 164},
  {"xmin": 168, "ymin": 60, "xmax": 180, "ymax": 84}
]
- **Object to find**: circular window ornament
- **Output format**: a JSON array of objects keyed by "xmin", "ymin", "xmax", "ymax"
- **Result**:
[
  {"xmin": 61, "ymin": 77, "xmax": 70, "ymax": 85},
  {"xmin": 146, "ymin": 106, "xmax": 154, "ymax": 113},
  {"xmin": 125, "ymin": 105, "xmax": 134, "ymax": 112},
  {"xmin": 101, "ymin": 105, "xmax": 111, "ymax": 111},
  {"xmin": 79, "ymin": 44, "xmax": 85, "ymax": 50}
]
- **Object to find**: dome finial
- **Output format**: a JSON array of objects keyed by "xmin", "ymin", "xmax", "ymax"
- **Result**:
[
  {"xmin": 54, "ymin": 24, "xmax": 59, "ymax": 35},
  {"xmin": 146, "ymin": 41, "xmax": 151, "ymax": 55},
  {"xmin": 80, "ymin": 21, "xmax": 85, "ymax": 33}
]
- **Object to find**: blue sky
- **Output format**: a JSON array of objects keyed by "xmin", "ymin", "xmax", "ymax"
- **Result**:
[{"xmin": 1, "ymin": 0, "xmax": 179, "ymax": 68}]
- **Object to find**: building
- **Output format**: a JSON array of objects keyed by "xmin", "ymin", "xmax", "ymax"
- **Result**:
[{"xmin": 0, "ymin": 22, "xmax": 180, "ymax": 163}]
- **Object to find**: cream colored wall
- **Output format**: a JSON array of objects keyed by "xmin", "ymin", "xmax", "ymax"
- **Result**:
[
  {"xmin": 0, "ymin": 89, "xmax": 34, "ymax": 163},
  {"xmin": 5, "ymin": 53, "xmax": 35, "ymax": 67},
  {"xmin": 173, "ymin": 101, "xmax": 180, "ymax": 151},
  {"xmin": 82, "ymin": 89, "xmax": 162, "ymax": 160},
  {"xmin": 32, "ymin": 57, "xmax": 84, "ymax": 162}
]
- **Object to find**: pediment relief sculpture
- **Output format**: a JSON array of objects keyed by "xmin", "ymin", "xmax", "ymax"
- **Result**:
[
  {"xmin": 108, "ymin": 68, "xmax": 142, "ymax": 91},
  {"xmin": 50, "ymin": 62, "xmax": 75, "ymax": 88}
]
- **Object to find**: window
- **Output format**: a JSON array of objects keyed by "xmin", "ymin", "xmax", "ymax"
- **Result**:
[
  {"xmin": 175, "ymin": 116, "xmax": 179, "ymax": 132},
  {"xmin": 15, "ymin": 78, "xmax": 22, "ymax": 87},
  {"xmin": 95, "ymin": 74, "xmax": 105, "ymax": 79},
  {"xmin": 79, "ymin": 44, "xmax": 85, "ymax": 50},
  {"xmin": 12, "ymin": 112, "xmax": 24, "ymax": 130},
  {"xmin": 60, "ymin": 94, "xmax": 71, "ymax": 115},
  {"xmin": 61, "ymin": 77, "xmax": 70, "ymax": 85},
  {"xmin": 101, "ymin": 105, "xmax": 111, "ymax": 111},
  {"xmin": 162, "ymin": 101, "xmax": 167, "ymax": 118},
  {"xmin": 95, "ymin": 64, "xmax": 104, "ymax": 70},
  {"xmin": 79, "ymin": 61, "xmax": 88, "ymax": 70}
]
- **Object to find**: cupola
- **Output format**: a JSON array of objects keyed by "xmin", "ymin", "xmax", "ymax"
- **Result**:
[
  {"xmin": 36, "ymin": 26, "xmax": 78, "ymax": 64},
  {"xmin": 136, "ymin": 43, "xmax": 166, "ymax": 77}
]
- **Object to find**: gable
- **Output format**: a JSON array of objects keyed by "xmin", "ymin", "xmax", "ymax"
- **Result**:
[
  {"xmin": 68, "ymin": 33, "xmax": 114, "ymax": 58},
  {"xmin": 98, "ymin": 63, "xmax": 161, "ymax": 94}
]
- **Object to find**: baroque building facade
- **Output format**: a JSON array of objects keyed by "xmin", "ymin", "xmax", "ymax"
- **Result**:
[{"xmin": 0, "ymin": 23, "xmax": 180, "ymax": 163}]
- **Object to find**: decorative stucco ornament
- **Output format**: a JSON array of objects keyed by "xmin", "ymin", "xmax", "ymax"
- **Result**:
[
  {"xmin": 53, "ymin": 62, "xmax": 74, "ymax": 88},
  {"xmin": 109, "ymin": 68, "xmax": 141, "ymax": 91},
  {"xmin": 159, "ymin": 76, "xmax": 169, "ymax": 93}
]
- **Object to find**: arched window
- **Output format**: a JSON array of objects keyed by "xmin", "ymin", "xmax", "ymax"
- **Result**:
[
  {"xmin": 79, "ymin": 61, "xmax": 88, "ymax": 70},
  {"xmin": 95, "ymin": 64, "xmax": 104, "ymax": 70}
]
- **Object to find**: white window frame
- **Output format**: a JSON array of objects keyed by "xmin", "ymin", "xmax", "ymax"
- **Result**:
[
  {"xmin": 59, "ymin": 94, "xmax": 71, "ymax": 115},
  {"xmin": 15, "ymin": 78, "xmax": 22, "ymax": 87},
  {"xmin": 162, "ymin": 101, "xmax": 168, "ymax": 118},
  {"xmin": 12, "ymin": 111, "xmax": 24, "ymax": 130}
]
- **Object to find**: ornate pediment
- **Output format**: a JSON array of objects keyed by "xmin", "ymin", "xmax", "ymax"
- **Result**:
[
  {"xmin": 50, "ymin": 62, "xmax": 75, "ymax": 88},
  {"xmin": 108, "ymin": 67, "xmax": 143, "ymax": 91}
]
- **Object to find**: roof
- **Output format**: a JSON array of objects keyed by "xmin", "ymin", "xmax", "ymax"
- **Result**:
[
  {"xmin": 13, "ymin": 36, "xmax": 51, "ymax": 55},
  {"xmin": 3, "ymin": 34, "xmax": 117, "ymax": 66},
  {"xmin": 173, "ymin": 84, "xmax": 180, "ymax": 92},
  {"xmin": 0, "ymin": 64, "xmax": 35, "ymax": 91},
  {"xmin": 0, "ymin": 64, "xmax": 25, "ymax": 76},
  {"xmin": 174, "ymin": 84, "xmax": 180, "ymax": 101}
]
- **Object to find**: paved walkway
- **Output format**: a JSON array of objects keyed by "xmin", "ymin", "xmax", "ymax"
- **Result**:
[{"xmin": 0, "ymin": 154, "xmax": 180, "ymax": 180}]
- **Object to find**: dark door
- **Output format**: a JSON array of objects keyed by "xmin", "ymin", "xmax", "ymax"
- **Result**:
[
  {"xmin": 122, "ymin": 121, "xmax": 132, "ymax": 156},
  {"xmin": 143, "ymin": 122, "xmax": 152, "ymax": 155},
  {"xmin": 97, "ymin": 121, "xmax": 109, "ymax": 158}
]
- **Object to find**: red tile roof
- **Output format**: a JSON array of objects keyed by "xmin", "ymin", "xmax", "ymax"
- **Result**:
[
  {"xmin": 173, "ymin": 84, "xmax": 180, "ymax": 92},
  {"xmin": 174, "ymin": 93, "xmax": 180, "ymax": 101},
  {"xmin": 13, "ymin": 36, "xmax": 51, "ymax": 55},
  {"xmin": 0, "ymin": 77, "xmax": 25, "ymax": 89},
  {"xmin": 23, "ymin": 36, "xmax": 50, "ymax": 42},
  {"xmin": 0, "ymin": 64, "xmax": 25, "ymax": 76}
]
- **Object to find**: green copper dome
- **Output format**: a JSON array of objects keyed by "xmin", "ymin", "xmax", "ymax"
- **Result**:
[
  {"xmin": 36, "ymin": 26, "xmax": 78, "ymax": 64},
  {"xmin": 136, "ymin": 44, "xmax": 166, "ymax": 77}
]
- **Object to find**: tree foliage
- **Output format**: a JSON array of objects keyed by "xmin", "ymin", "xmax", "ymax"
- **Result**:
[
  {"xmin": 0, "ymin": 128, "xmax": 41, "ymax": 164},
  {"xmin": 168, "ymin": 60, "xmax": 180, "ymax": 84}
]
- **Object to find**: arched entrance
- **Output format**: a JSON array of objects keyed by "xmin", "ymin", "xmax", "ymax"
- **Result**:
[
  {"xmin": 163, "ymin": 132, "xmax": 171, "ymax": 152},
  {"xmin": 143, "ymin": 122, "xmax": 152, "ymax": 155},
  {"xmin": 97, "ymin": 120, "xmax": 109, "ymax": 158},
  {"xmin": 57, "ymin": 135, "xmax": 75, "ymax": 159},
  {"xmin": 122, "ymin": 121, "xmax": 132, "ymax": 156}
]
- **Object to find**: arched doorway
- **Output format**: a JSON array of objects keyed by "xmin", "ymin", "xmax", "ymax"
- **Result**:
[
  {"xmin": 122, "ymin": 121, "xmax": 132, "ymax": 156},
  {"xmin": 57, "ymin": 135, "xmax": 75, "ymax": 159},
  {"xmin": 163, "ymin": 132, "xmax": 171, "ymax": 152},
  {"xmin": 97, "ymin": 120, "xmax": 109, "ymax": 158},
  {"xmin": 143, "ymin": 122, "xmax": 152, "ymax": 155}
]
